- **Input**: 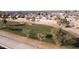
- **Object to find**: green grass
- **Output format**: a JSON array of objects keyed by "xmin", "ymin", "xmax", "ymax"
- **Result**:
[
  {"xmin": 24, "ymin": 24, "xmax": 53, "ymax": 33},
  {"xmin": 0, "ymin": 20, "xmax": 79, "ymax": 48}
]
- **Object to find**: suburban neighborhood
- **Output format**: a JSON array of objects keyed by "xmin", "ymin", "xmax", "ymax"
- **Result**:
[{"xmin": 0, "ymin": 11, "xmax": 79, "ymax": 49}]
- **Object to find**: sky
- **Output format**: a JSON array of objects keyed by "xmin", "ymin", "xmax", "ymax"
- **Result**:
[{"xmin": 0, "ymin": 0, "xmax": 79, "ymax": 11}]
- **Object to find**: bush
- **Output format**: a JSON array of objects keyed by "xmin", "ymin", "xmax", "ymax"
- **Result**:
[
  {"xmin": 22, "ymin": 28, "xmax": 31, "ymax": 37},
  {"xmin": 51, "ymin": 28, "xmax": 75, "ymax": 46},
  {"xmin": 7, "ymin": 26, "xmax": 23, "ymax": 31},
  {"xmin": 22, "ymin": 29, "xmax": 46, "ymax": 40},
  {"xmin": 45, "ymin": 34, "xmax": 53, "ymax": 39},
  {"xmin": 22, "ymin": 29, "xmax": 39, "ymax": 39},
  {"xmin": 37, "ymin": 33, "xmax": 46, "ymax": 40},
  {"xmin": 22, "ymin": 27, "xmax": 53, "ymax": 42},
  {"xmin": 29, "ymin": 30, "xmax": 38, "ymax": 39},
  {"xmin": 64, "ymin": 38, "xmax": 79, "ymax": 47}
]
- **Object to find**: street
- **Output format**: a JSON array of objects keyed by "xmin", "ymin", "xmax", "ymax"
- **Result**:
[{"xmin": 0, "ymin": 35, "xmax": 37, "ymax": 49}]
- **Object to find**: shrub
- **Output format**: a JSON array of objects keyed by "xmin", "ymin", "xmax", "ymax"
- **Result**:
[
  {"xmin": 7, "ymin": 25, "xmax": 23, "ymax": 31},
  {"xmin": 51, "ymin": 28, "xmax": 74, "ymax": 46},
  {"xmin": 22, "ymin": 27, "xmax": 53, "ymax": 42},
  {"xmin": 22, "ymin": 28, "xmax": 31, "ymax": 37},
  {"xmin": 64, "ymin": 38, "xmax": 79, "ymax": 47},
  {"xmin": 45, "ymin": 34, "xmax": 53, "ymax": 39},
  {"xmin": 29, "ymin": 30, "xmax": 38, "ymax": 39},
  {"xmin": 37, "ymin": 33, "xmax": 46, "ymax": 40}
]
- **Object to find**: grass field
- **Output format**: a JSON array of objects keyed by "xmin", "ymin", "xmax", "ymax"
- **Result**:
[{"xmin": 0, "ymin": 20, "xmax": 79, "ymax": 48}]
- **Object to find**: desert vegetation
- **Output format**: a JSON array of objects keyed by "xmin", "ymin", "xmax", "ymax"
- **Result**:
[
  {"xmin": 0, "ymin": 11, "xmax": 79, "ymax": 48},
  {"xmin": 0, "ymin": 20, "xmax": 79, "ymax": 48}
]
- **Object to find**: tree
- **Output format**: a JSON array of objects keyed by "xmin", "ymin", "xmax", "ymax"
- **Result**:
[
  {"xmin": 2, "ymin": 14, "xmax": 8, "ymax": 24},
  {"xmin": 3, "ymin": 19, "xmax": 7, "ymax": 24},
  {"xmin": 31, "ymin": 17, "xmax": 35, "ymax": 22}
]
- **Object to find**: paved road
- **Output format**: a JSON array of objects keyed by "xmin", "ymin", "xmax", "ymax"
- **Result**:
[{"xmin": 0, "ymin": 35, "xmax": 37, "ymax": 49}]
